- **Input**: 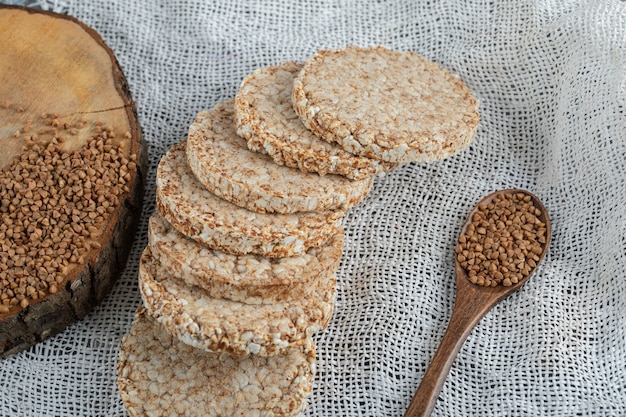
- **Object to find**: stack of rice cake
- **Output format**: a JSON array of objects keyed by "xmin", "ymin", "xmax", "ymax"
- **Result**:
[{"xmin": 117, "ymin": 45, "xmax": 479, "ymax": 417}]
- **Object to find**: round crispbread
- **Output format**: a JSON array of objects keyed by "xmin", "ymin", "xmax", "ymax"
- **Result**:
[
  {"xmin": 235, "ymin": 62, "xmax": 396, "ymax": 180},
  {"xmin": 156, "ymin": 141, "xmax": 342, "ymax": 257},
  {"xmin": 292, "ymin": 45, "xmax": 480, "ymax": 163},
  {"xmin": 149, "ymin": 212, "xmax": 344, "ymax": 305},
  {"xmin": 138, "ymin": 247, "xmax": 336, "ymax": 356},
  {"xmin": 186, "ymin": 99, "xmax": 373, "ymax": 214},
  {"xmin": 117, "ymin": 307, "xmax": 315, "ymax": 417}
]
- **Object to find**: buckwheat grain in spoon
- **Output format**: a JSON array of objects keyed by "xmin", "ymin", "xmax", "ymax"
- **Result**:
[{"xmin": 404, "ymin": 189, "xmax": 551, "ymax": 417}]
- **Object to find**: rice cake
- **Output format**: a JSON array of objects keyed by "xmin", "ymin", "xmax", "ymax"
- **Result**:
[
  {"xmin": 235, "ymin": 62, "xmax": 396, "ymax": 180},
  {"xmin": 292, "ymin": 45, "xmax": 480, "ymax": 163},
  {"xmin": 156, "ymin": 141, "xmax": 342, "ymax": 257},
  {"xmin": 139, "ymin": 247, "xmax": 336, "ymax": 356},
  {"xmin": 117, "ymin": 307, "xmax": 315, "ymax": 417},
  {"xmin": 149, "ymin": 212, "xmax": 344, "ymax": 305},
  {"xmin": 186, "ymin": 99, "xmax": 373, "ymax": 214}
]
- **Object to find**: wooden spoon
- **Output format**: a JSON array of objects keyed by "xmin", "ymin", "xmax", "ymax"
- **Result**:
[{"xmin": 404, "ymin": 189, "xmax": 551, "ymax": 417}]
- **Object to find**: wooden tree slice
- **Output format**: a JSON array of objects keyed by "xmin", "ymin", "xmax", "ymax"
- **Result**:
[{"xmin": 0, "ymin": 6, "xmax": 147, "ymax": 357}]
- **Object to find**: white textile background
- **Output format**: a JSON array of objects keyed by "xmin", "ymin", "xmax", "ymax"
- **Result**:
[{"xmin": 1, "ymin": 0, "xmax": 625, "ymax": 416}]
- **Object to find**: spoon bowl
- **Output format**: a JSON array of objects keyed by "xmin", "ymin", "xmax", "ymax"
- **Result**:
[{"xmin": 404, "ymin": 189, "xmax": 551, "ymax": 417}]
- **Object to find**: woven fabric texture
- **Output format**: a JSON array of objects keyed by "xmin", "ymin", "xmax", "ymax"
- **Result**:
[{"xmin": 1, "ymin": 1, "xmax": 625, "ymax": 416}]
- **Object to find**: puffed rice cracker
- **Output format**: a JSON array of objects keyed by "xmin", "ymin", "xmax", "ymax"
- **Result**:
[
  {"xmin": 149, "ymin": 212, "xmax": 344, "ymax": 305},
  {"xmin": 187, "ymin": 99, "xmax": 372, "ymax": 214},
  {"xmin": 292, "ymin": 45, "xmax": 480, "ymax": 163},
  {"xmin": 156, "ymin": 141, "xmax": 342, "ymax": 257},
  {"xmin": 117, "ymin": 307, "xmax": 315, "ymax": 417},
  {"xmin": 235, "ymin": 62, "xmax": 396, "ymax": 180},
  {"xmin": 139, "ymin": 247, "xmax": 336, "ymax": 357}
]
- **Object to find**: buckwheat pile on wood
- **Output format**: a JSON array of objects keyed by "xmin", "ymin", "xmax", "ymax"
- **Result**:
[
  {"xmin": 0, "ymin": 6, "xmax": 147, "ymax": 358},
  {"xmin": 118, "ymin": 45, "xmax": 478, "ymax": 416}
]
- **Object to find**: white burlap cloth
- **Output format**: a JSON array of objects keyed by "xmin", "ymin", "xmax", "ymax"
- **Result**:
[{"xmin": 1, "ymin": 0, "xmax": 625, "ymax": 416}]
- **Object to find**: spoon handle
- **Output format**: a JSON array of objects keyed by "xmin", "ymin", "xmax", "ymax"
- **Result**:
[{"xmin": 403, "ymin": 282, "xmax": 499, "ymax": 417}]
